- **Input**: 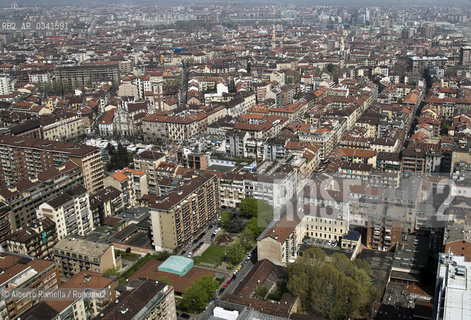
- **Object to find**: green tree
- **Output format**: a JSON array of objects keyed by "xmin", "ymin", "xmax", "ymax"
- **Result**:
[
  {"xmin": 107, "ymin": 143, "xmax": 133, "ymax": 171},
  {"xmin": 220, "ymin": 210, "xmax": 232, "ymax": 229},
  {"xmin": 238, "ymin": 228, "xmax": 255, "ymax": 251},
  {"xmin": 240, "ymin": 198, "xmax": 258, "ymax": 218},
  {"xmin": 257, "ymin": 201, "xmax": 274, "ymax": 228},
  {"xmin": 245, "ymin": 217, "xmax": 264, "ymax": 238},
  {"xmin": 354, "ymin": 258, "xmax": 371, "ymax": 273},
  {"xmin": 103, "ymin": 266, "xmax": 120, "ymax": 277},
  {"xmin": 226, "ymin": 243, "xmax": 245, "ymax": 266},
  {"xmin": 180, "ymin": 276, "xmax": 219, "ymax": 312},
  {"xmin": 326, "ymin": 63, "xmax": 335, "ymax": 73},
  {"xmin": 254, "ymin": 284, "xmax": 270, "ymax": 300}
]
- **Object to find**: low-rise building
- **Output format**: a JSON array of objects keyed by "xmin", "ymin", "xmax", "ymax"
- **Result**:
[{"xmin": 53, "ymin": 236, "xmax": 121, "ymax": 279}]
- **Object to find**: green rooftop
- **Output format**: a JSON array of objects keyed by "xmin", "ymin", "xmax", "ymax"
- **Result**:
[{"xmin": 157, "ymin": 255, "xmax": 193, "ymax": 277}]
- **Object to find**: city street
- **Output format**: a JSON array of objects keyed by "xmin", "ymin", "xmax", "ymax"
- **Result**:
[{"xmin": 220, "ymin": 247, "xmax": 257, "ymax": 297}]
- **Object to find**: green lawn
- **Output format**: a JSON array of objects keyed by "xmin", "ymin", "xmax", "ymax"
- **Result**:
[{"xmin": 194, "ymin": 245, "xmax": 226, "ymax": 266}]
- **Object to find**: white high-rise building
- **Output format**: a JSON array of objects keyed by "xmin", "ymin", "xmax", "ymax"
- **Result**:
[
  {"xmin": 37, "ymin": 186, "xmax": 94, "ymax": 240},
  {"xmin": 0, "ymin": 74, "xmax": 14, "ymax": 95}
]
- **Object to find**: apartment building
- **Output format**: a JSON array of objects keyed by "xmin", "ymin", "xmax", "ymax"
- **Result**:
[
  {"xmin": 300, "ymin": 212, "xmax": 348, "ymax": 242},
  {"xmin": 0, "ymin": 161, "xmax": 83, "ymax": 232},
  {"xmin": 299, "ymin": 126, "xmax": 337, "ymax": 160},
  {"xmin": 409, "ymin": 56, "xmax": 447, "ymax": 74},
  {"xmin": 121, "ymin": 168, "xmax": 148, "ymax": 200},
  {"xmin": 150, "ymin": 173, "xmax": 220, "ymax": 251},
  {"xmin": 37, "ymin": 186, "xmax": 94, "ymax": 240},
  {"xmin": 53, "ymin": 63, "xmax": 120, "ymax": 92},
  {"xmin": 250, "ymin": 164, "xmax": 297, "ymax": 208},
  {"xmin": 0, "ymin": 74, "xmax": 14, "ymax": 95},
  {"xmin": 220, "ymin": 172, "xmax": 253, "ymax": 208},
  {"xmin": 96, "ymin": 280, "xmax": 177, "ymax": 320},
  {"xmin": 0, "ymin": 253, "xmax": 60, "ymax": 320},
  {"xmin": 366, "ymin": 219, "xmax": 402, "ymax": 250},
  {"xmin": 133, "ymin": 150, "xmax": 166, "ymax": 195},
  {"xmin": 0, "ymin": 136, "xmax": 104, "ymax": 194},
  {"xmin": 142, "ymin": 112, "xmax": 208, "ymax": 142},
  {"xmin": 5, "ymin": 217, "xmax": 58, "ymax": 258},
  {"xmin": 53, "ymin": 236, "xmax": 121, "ymax": 279},
  {"xmin": 41, "ymin": 114, "xmax": 84, "ymax": 142},
  {"xmin": 89, "ymin": 186, "xmax": 124, "ymax": 223},
  {"xmin": 435, "ymin": 253, "xmax": 471, "ymax": 320},
  {"xmin": 104, "ymin": 171, "xmax": 137, "ymax": 208},
  {"xmin": 225, "ymin": 130, "xmax": 250, "ymax": 158}
]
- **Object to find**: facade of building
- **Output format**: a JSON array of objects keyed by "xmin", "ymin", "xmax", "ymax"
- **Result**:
[
  {"xmin": 0, "ymin": 202, "xmax": 11, "ymax": 245},
  {"xmin": 104, "ymin": 171, "xmax": 137, "ymax": 208},
  {"xmin": 133, "ymin": 150, "xmax": 166, "ymax": 195},
  {"xmin": 41, "ymin": 114, "xmax": 84, "ymax": 142},
  {"xmin": 0, "ymin": 253, "xmax": 60, "ymax": 320},
  {"xmin": 5, "ymin": 217, "xmax": 57, "ymax": 258},
  {"xmin": 89, "ymin": 186, "xmax": 124, "ymax": 223},
  {"xmin": 0, "ymin": 74, "xmax": 14, "ymax": 95},
  {"xmin": 53, "ymin": 64, "xmax": 120, "ymax": 92},
  {"xmin": 37, "ymin": 186, "xmax": 94, "ymax": 240}
]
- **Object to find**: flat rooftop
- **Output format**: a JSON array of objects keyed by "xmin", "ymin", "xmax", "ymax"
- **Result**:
[
  {"xmin": 54, "ymin": 237, "xmax": 110, "ymax": 258},
  {"xmin": 440, "ymin": 254, "xmax": 471, "ymax": 320}
]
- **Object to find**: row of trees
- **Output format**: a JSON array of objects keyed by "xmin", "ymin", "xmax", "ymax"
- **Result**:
[{"xmin": 286, "ymin": 248, "xmax": 377, "ymax": 320}]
